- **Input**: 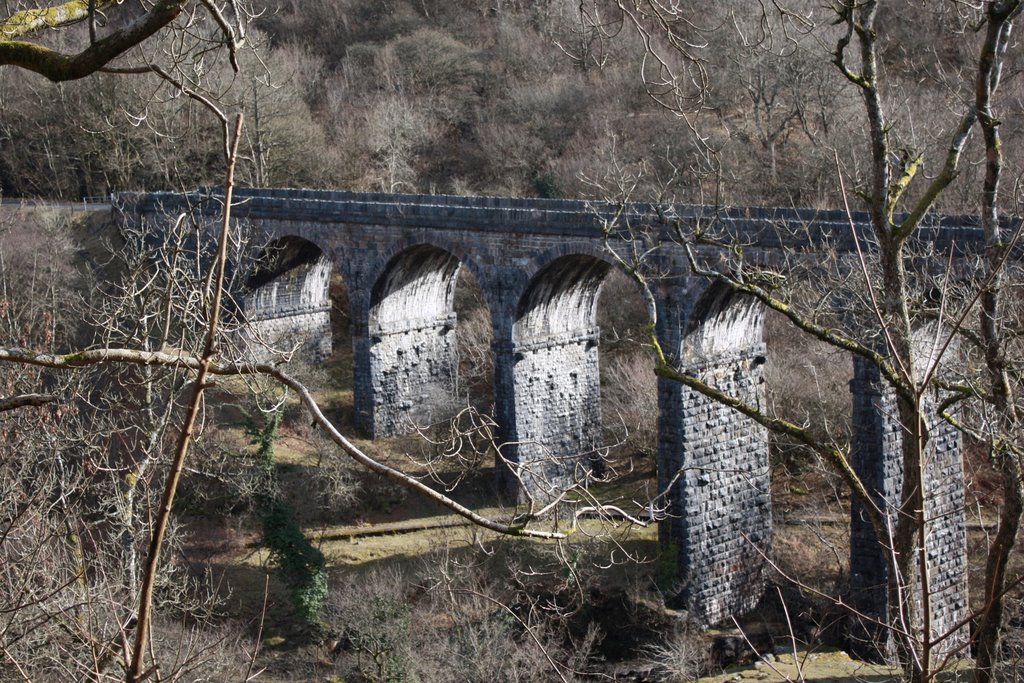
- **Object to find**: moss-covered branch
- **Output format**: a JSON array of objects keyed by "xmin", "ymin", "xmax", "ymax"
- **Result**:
[
  {"xmin": 0, "ymin": 0, "xmax": 187, "ymax": 81},
  {"xmin": 1, "ymin": 1, "xmax": 118, "ymax": 39}
]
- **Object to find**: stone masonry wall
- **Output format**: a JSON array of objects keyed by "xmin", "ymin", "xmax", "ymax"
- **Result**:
[
  {"xmin": 848, "ymin": 357, "xmax": 899, "ymax": 656},
  {"xmin": 924, "ymin": 415, "xmax": 968, "ymax": 654},
  {"xmin": 667, "ymin": 349, "xmax": 771, "ymax": 626},
  {"xmin": 848, "ymin": 357, "xmax": 967, "ymax": 661},
  {"xmin": 363, "ymin": 245, "xmax": 461, "ymax": 436},
  {"xmin": 368, "ymin": 317, "xmax": 458, "ymax": 435},
  {"xmin": 503, "ymin": 332, "xmax": 603, "ymax": 501},
  {"xmin": 241, "ymin": 309, "xmax": 331, "ymax": 363}
]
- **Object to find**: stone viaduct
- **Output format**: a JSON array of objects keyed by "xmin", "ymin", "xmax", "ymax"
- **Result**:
[{"xmin": 121, "ymin": 187, "xmax": 981, "ymax": 654}]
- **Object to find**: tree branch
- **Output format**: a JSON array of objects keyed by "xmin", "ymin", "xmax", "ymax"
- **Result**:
[
  {"xmin": 0, "ymin": 0, "xmax": 119, "ymax": 39},
  {"xmin": 0, "ymin": 345, "xmax": 567, "ymax": 541},
  {"xmin": 0, "ymin": 393, "xmax": 57, "ymax": 411},
  {"xmin": 0, "ymin": 0, "xmax": 187, "ymax": 81}
]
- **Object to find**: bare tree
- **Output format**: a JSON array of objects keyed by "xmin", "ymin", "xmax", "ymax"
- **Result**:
[
  {"xmin": 0, "ymin": 112, "xmax": 577, "ymax": 683},
  {"xmin": 10, "ymin": 0, "xmax": 1024, "ymax": 679},
  {"xmin": 579, "ymin": 2, "xmax": 1024, "ymax": 681}
]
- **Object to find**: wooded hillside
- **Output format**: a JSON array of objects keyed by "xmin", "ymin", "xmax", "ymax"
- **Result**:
[{"xmin": 3, "ymin": 0, "xmax": 1019, "ymax": 211}]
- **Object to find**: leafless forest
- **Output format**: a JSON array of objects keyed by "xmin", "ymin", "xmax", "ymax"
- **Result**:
[
  {"xmin": 4, "ymin": 1, "xmax": 1022, "ymax": 209},
  {"xmin": 3, "ymin": 1, "xmax": 1024, "ymax": 682}
]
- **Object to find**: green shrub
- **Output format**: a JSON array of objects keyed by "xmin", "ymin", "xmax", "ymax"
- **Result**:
[
  {"xmin": 247, "ymin": 409, "xmax": 328, "ymax": 625},
  {"xmin": 532, "ymin": 171, "xmax": 560, "ymax": 198},
  {"xmin": 261, "ymin": 498, "xmax": 328, "ymax": 625}
]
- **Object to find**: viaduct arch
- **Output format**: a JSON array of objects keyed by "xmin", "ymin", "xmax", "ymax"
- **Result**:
[
  {"xmin": 122, "ymin": 187, "xmax": 977, "ymax": 650},
  {"xmin": 240, "ymin": 235, "xmax": 333, "ymax": 363}
]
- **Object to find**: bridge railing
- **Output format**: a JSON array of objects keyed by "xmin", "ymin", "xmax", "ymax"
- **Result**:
[
  {"xmin": 81, "ymin": 194, "xmax": 114, "ymax": 208},
  {"xmin": 0, "ymin": 196, "xmax": 113, "ymax": 211},
  {"xmin": 119, "ymin": 187, "xmax": 994, "ymax": 257}
]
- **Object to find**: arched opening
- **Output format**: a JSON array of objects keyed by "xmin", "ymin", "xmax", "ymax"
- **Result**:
[
  {"xmin": 682, "ymin": 281, "xmax": 766, "ymax": 360},
  {"xmin": 763, "ymin": 307, "xmax": 852, "ymax": 484},
  {"xmin": 365, "ymin": 244, "xmax": 491, "ymax": 436},
  {"xmin": 370, "ymin": 245, "xmax": 460, "ymax": 332},
  {"xmin": 597, "ymin": 269, "xmax": 659, "ymax": 463},
  {"xmin": 241, "ymin": 236, "xmax": 333, "ymax": 363},
  {"xmin": 759, "ymin": 306, "xmax": 852, "ymax": 616},
  {"xmin": 453, "ymin": 267, "xmax": 494, "ymax": 412},
  {"xmin": 514, "ymin": 255, "xmax": 610, "ymax": 343}
]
